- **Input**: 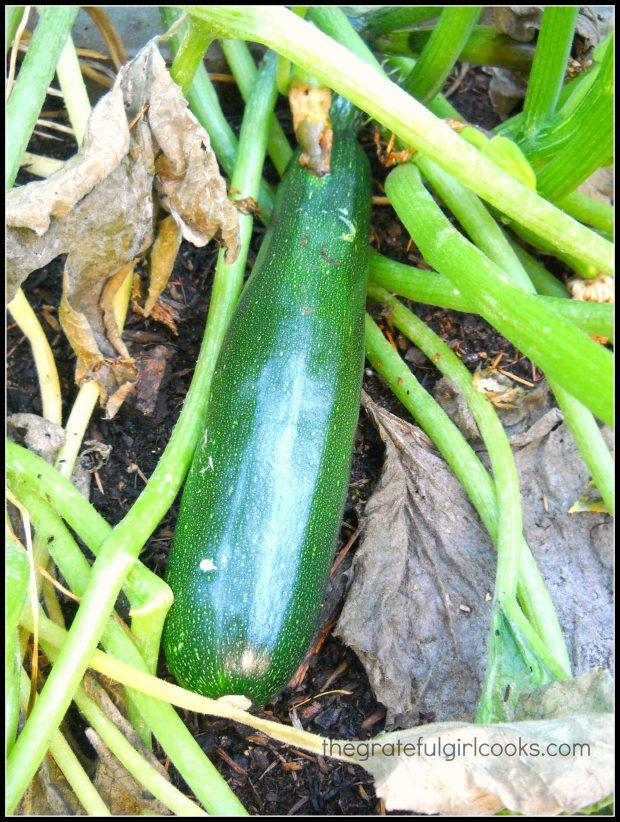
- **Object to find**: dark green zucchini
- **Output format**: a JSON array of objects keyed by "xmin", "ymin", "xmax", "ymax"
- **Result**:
[{"xmin": 163, "ymin": 116, "xmax": 371, "ymax": 705}]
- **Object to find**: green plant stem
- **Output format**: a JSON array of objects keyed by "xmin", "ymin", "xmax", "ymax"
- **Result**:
[
  {"xmin": 182, "ymin": 5, "xmax": 612, "ymax": 275},
  {"xmin": 28, "ymin": 637, "xmax": 209, "ymax": 817},
  {"xmin": 18, "ymin": 669, "xmax": 112, "ymax": 816},
  {"xmin": 401, "ymin": 7, "xmax": 482, "ymax": 102},
  {"xmin": 505, "ymin": 240, "xmax": 569, "ymax": 298},
  {"xmin": 5, "ymin": 5, "xmax": 25, "ymax": 52},
  {"xmin": 55, "ymin": 34, "xmax": 91, "ymax": 146},
  {"xmin": 364, "ymin": 313, "xmax": 570, "ymax": 679},
  {"xmin": 384, "ymin": 164, "xmax": 613, "ymax": 425},
  {"xmin": 6, "ymin": 53, "xmax": 278, "ymax": 815},
  {"xmin": 169, "ymin": 15, "xmax": 214, "ymax": 95},
  {"xmin": 375, "ymin": 26, "xmax": 536, "ymax": 74},
  {"xmin": 7, "ymin": 289, "xmax": 62, "ymax": 425},
  {"xmin": 517, "ymin": 36, "xmax": 612, "ymax": 163},
  {"xmin": 496, "ymin": 32, "xmax": 613, "ymax": 141},
  {"xmin": 520, "ymin": 7, "xmax": 579, "ymax": 139},
  {"xmin": 417, "ymin": 157, "xmax": 533, "ymax": 291},
  {"xmin": 219, "ymin": 39, "xmax": 292, "ymax": 176},
  {"xmin": 8, "ymin": 440, "xmax": 172, "ymax": 667},
  {"xmin": 7, "ymin": 467, "xmax": 243, "ymax": 815},
  {"xmin": 368, "ymin": 285, "xmax": 570, "ymax": 661},
  {"xmin": 507, "ymin": 219, "xmax": 601, "ymax": 279},
  {"xmin": 536, "ymin": 89, "xmax": 613, "ymax": 201},
  {"xmin": 367, "ymin": 252, "xmax": 613, "ymax": 341},
  {"xmin": 6, "ymin": 629, "xmax": 21, "ymax": 756},
  {"xmin": 411, "ymin": 158, "xmax": 616, "ymax": 510},
  {"xmin": 6, "ymin": 5, "xmax": 79, "ymax": 189},
  {"xmin": 305, "ymin": 12, "xmax": 462, "ymax": 125},
  {"xmin": 409, "ymin": 156, "xmax": 615, "ymax": 507},
  {"xmin": 308, "ymin": 6, "xmax": 384, "ymax": 70},
  {"xmin": 552, "ymin": 388, "xmax": 614, "ymax": 514},
  {"xmin": 160, "ymin": 6, "xmax": 274, "ymax": 219},
  {"xmin": 554, "ymin": 191, "xmax": 614, "ymax": 235},
  {"xmin": 364, "ymin": 6, "xmax": 441, "ymax": 37}
]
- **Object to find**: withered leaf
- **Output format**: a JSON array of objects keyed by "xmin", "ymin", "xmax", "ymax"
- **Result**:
[
  {"xmin": 17, "ymin": 752, "xmax": 87, "ymax": 816},
  {"xmin": 144, "ymin": 214, "xmax": 183, "ymax": 318},
  {"xmin": 336, "ymin": 394, "xmax": 497, "ymax": 728},
  {"xmin": 82, "ymin": 674, "xmax": 172, "ymax": 816},
  {"xmin": 353, "ymin": 671, "xmax": 613, "ymax": 815},
  {"xmin": 337, "ymin": 390, "xmax": 612, "ymax": 728},
  {"xmin": 7, "ymin": 40, "xmax": 239, "ymax": 417}
]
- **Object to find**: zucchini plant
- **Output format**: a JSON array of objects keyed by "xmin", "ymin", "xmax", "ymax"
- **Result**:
[{"xmin": 6, "ymin": 5, "xmax": 614, "ymax": 816}]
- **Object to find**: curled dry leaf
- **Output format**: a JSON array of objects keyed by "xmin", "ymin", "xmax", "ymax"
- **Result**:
[
  {"xmin": 7, "ymin": 40, "xmax": 239, "ymax": 417},
  {"xmin": 337, "ymin": 389, "xmax": 612, "ymax": 728},
  {"xmin": 336, "ymin": 394, "xmax": 497, "ymax": 728},
  {"xmin": 348, "ymin": 669, "xmax": 613, "ymax": 815}
]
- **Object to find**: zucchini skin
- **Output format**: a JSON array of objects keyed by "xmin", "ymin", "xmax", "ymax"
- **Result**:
[{"xmin": 164, "ymin": 128, "xmax": 371, "ymax": 705}]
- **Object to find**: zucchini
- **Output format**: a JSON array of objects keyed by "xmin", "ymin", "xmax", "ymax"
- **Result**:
[{"xmin": 164, "ymin": 113, "xmax": 371, "ymax": 705}]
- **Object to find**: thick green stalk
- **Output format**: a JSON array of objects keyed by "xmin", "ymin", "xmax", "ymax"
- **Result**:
[
  {"xmin": 368, "ymin": 285, "xmax": 571, "ymax": 667},
  {"xmin": 6, "ymin": 53, "xmax": 278, "ymax": 815},
  {"xmin": 402, "ymin": 7, "xmax": 482, "ymax": 102},
  {"xmin": 7, "ymin": 467, "xmax": 243, "ymax": 815},
  {"xmin": 508, "ymin": 219, "xmax": 601, "ymax": 280},
  {"xmin": 385, "ymin": 56, "xmax": 462, "ymax": 118},
  {"xmin": 497, "ymin": 32, "xmax": 612, "ymax": 141},
  {"xmin": 409, "ymin": 161, "xmax": 615, "ymax": 510},
  {"xmin": 554, "ymin": 191, "xmax": 614, "ymax": 235},
  {"xmin": 169, "ymin": 16, "xmax": 214, "ymax": 95},
  {"xmin": 385, "ymin": 164, "xmax": 613, "ymax": 425},
  {"xmin": 364, "ymin": 314, "xmax": 570, "ymax": 679},
  {"xmin": 520, "ymin": 7, "xmax": 579, "ymax": 138},
  {"xmin": 219, "ymin": 39, "xmax": 292, "ymax": 176},
  {"xmin": 309, "ymin": 6, "xmax": 384, "ymax": 71},
  {"xmin": 6, "ymin": 6, "xmax": 79, "ymax": 189},
  {"xmin": 182, "ymin": 6, "xmax": 613, "ymax": 275},
  {"xmin": 506, "ymin": 240, "xmax": 570, "ymax": 298},
  {"xmin": 417, "ymin": 157, "xmax": 533, "ymax": 292},
  {"xmin": 364, "ymin": 6, "xmax": 441, "ymax": 37},
  {"xmin": 405, "ymin": 157, "xmax": 614, "ymax": 503},
  {"xmin": 375, "ymin": 26, "xmax": 536, "ymax": 74},
  {"xmin": 160, "ymin": 6, "xmax": 275, "ymax": 219},
  {"xmin": 517, "ymin": 34, "xmax": 612, "ymax": 162},
  {"xmin": 5, "ymin": 5, "xmax": 25, "ymax": 52},
  {"xmin": 367, "ymin": 251, "xmax": 613, "ymax": 340},
  {"xmin": 536, "ymin": 89, "xmax": 613, "ymax": 200}
]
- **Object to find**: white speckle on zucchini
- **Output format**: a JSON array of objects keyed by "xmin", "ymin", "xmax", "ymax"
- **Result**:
[
  {"xmin": 199, "ymin": 558, "xmax": 217, "ymax": 572},
  {"xmin": 337, "ymin": 208, "xmax": 356, "ymax": 241}
]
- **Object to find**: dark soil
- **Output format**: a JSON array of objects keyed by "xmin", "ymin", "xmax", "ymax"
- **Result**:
[{"xmin": 8, "ymin": 56, "xmax": 562, "ymax": 816}]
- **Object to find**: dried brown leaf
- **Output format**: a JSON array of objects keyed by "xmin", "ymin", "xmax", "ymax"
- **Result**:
[
  {"xmin": 132, "ymin": 344, "xmax": 174, "ymax": 416},
  {"xmin": 353, "ymin": 670, "xmax": 614, "ymax": 815},
  {"xmin": 337, "ymin": 391, "xmax": 612, "ymax": 728},
  {"xmin": 7, "ymin": 41, "xmax": 239, "ymax": 416},
  {"xmin": 336, "ymin": 394, "xmax": 496, "ymax": 728},
  {"xmin": 144, "ymin": 215, "xmax": 182, "ymax": 317},
  {"xmin": 17, "ymin": 753, "xmax": 86, "ymax": 816},
  {"xmin": 355, "ymin": 702, "xmax": 612, "ymax": 814},
  {"xmin": 83, "ymin": 674, "xmax": 172, "ymax": 816}
]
